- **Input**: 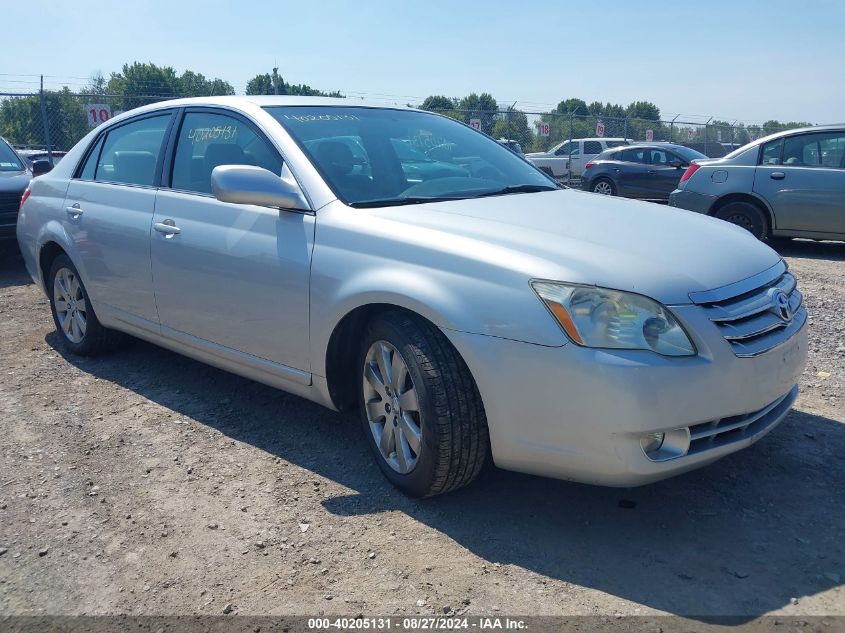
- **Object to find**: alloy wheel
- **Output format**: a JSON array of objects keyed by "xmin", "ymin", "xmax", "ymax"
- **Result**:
[
  {"xmin": 362, "ymin": 340, "xmax": 422, "ymax": 474},
  {"xmin": 593, "ymin": 180, "xmax": 613, "ymax": 195},
  {"xmin": 53, "ymin": 267, "xmax": 87, "ymax": 344}
]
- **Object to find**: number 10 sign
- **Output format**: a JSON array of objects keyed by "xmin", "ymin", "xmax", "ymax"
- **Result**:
[{"xmin": 85, "ymin": 104, "xmax": 112, "ymax": 128}]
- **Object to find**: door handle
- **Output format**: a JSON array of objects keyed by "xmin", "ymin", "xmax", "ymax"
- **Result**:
[
  {"xmin": 770, "ymin": 172, "xmax": 785, "ymax": 180},
  {"xmin": 154, "ymin": 220, "xmax": 181, "ymax": 236},
  {"xmin": 65, "ymin": 203, "xmax": 83, "ymax": 218},
  {"xmin": 647, "ymin": 170, "xmax": 656, "ymax": 174}
]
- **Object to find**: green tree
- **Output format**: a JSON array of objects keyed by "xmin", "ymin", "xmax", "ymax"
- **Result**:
[
  {"xmin": 177, "ymin": 70, "xmax": 234, "ymax": 97},
  {"xmin": 554, "ymin": 98, "xmax": 588, "ymax": 116},
  {"xmin": 454, "ymin": 93, "xmax": 498, "ymax": 134},
  {"xmin": 420, "ymin": 95, "xmax": 456, "ymax": 111},
  {"xmin": 625, "ymin": 100, "xmax": 660, "ymax": 121},
  {"xmin": 106, "ymin": 62, "xmax": 179, "ymax": 110},
  {"xmin": 245, "ymin": 70, "xmax": 342, "ymax": 97}
]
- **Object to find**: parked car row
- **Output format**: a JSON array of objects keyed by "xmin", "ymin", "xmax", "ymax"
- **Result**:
[{"xmin": 16, "ymin": 96, "xmax": 807, "ymax": 497}]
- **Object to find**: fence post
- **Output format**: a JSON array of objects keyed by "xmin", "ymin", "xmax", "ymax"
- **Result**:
[
  {"xmin": 39, "ymin": 75, "xmax": 54, "ymax": 165},
  {"xmin": 623, "ymin": 117, "xmax": 628, "ymax": 141}
]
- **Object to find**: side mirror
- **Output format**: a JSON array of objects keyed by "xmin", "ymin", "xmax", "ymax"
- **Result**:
[
  {"xmin": 211, "ymin": 165, "xmax": 310, "ymax": 211},
  {"xmin": 669, "ymin": 159, "xmax": 684, "ymax": 169},
  {"xmin": 32, "ymin": 159, "xmax": 52, "ymax": 177}
]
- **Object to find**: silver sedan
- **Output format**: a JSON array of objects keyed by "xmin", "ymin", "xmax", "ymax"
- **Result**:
[{"xmin": 17, "ymin": 97, "xmax": 807, "ymax": 496}]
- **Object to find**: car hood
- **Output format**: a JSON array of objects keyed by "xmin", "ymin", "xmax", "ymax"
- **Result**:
[
  {"xmin": 369, "ymin": 189, "xmax": 780, "ymax": 305},
  {"xmin": 0, "ymin": 170, "xmax": 31, "ymax": 192}
]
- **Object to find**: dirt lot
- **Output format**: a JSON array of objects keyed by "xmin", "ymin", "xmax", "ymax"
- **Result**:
[{"xmin": 0, "ymin": 240, "xmax": 843, "ymax": 619}]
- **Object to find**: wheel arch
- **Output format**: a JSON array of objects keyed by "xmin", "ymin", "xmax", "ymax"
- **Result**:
[
  {"xmin": 323, "ymin": 302, "xmax": 474, "ymax": 413},
  {"xmin": 709, "ymin": 193, "xmax": 775, "ymax": 233}
]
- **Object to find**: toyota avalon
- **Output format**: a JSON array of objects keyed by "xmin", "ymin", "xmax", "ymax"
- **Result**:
[{"xmin": 16, "ymin": 97, "xmax": 807, "ymax": 496}]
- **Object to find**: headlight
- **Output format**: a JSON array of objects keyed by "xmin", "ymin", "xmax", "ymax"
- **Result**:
[{"xmin": 531, "ymin": 281, "xmax": 696, "ymax": 356}]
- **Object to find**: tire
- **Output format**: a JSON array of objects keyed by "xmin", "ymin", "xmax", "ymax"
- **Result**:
[
  {"xmin": 714, "ymin": 202, "xmax": 767, "ymax": 240},
  {"xmin": 48, "ymin": 254, "xmax": 119, "ymax": 356},
  {"xmin": 591, "ymin": 178, "xmax": 616, "ymax": 196},
  {"xmin": 357, "ymin": 310, "xmax": 489, "ymax": 497}
]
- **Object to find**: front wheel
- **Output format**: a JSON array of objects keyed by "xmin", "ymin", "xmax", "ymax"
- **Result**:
[{"xmin": 358, "ymin": 311, "xmax": 489, "ymax": 497}]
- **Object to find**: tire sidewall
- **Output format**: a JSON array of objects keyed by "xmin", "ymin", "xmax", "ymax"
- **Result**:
[
  {"xmin": 48, "ymin": 254, "xmax": 96, "ymax": 355},
  {"xmin": 716, "ymin": 203, "xmax": 767, "ymax": 240},
  {"xmin": 593, "ymin": 178, "xmax": 615, "ymax": 195},
  {"xmin": 357, "ymin": 316, "xmax": 440, "ymax": 497}
]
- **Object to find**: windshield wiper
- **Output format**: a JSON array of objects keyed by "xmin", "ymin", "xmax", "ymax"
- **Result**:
[
  {"xmin": 469, "ymin": 184, "xmax": 560, "ymax": 198},
  {"xmin": 350, "ymin": 196, "xmax": 466, "ymax": 209}
]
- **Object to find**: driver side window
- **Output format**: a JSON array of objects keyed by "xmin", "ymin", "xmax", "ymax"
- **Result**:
[{"xmin": 170, "ymin": 111, "xmax": 282, "ymax": 195}]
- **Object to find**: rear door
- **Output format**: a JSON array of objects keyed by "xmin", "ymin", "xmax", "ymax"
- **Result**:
[
  {"xmin": 61, "ymin": 111, "xmax": 174, "ymax": 327},
  {"xmin": 615, "ymin": 147, "xmax": 651, "ymax": 197},
  {"xmin": 150, "ymin": 107, "xmax": 314, "ymax": 375},
  {"xmin": 754, "ymin": 131, "xmax": 845, "ymax": 235}
]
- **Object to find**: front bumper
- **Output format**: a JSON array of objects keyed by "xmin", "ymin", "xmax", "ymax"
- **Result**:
[
  {"xmin": 443, "ymin": 312, "xmax": 807, "ymax": 487},
  {"xmin": 668, "ymin": 188, "xmax": 716, "ymax": 214}
]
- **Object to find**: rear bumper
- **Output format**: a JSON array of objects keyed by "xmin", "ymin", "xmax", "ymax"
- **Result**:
[
  {"xmin": 443, "ymin": 315, "xmax": 807, "ymax": 487},
  {"xmin": 669, "ymin": 188, "xmax": 716, "ymax": 214}
]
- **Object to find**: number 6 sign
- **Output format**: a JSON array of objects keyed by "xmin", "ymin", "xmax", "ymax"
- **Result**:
[{"xmin": 85, "ymin": 104, "xmax": 112, "ymax": 128}]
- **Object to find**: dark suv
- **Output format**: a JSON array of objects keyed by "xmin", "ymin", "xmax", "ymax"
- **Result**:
[
  {"xmin": 0, "ymin": 137, "xmax": 31, "ymax": 239},
  {"xmin": 582, "ymin": 143, "xmax": 707, "ymax": 202}
]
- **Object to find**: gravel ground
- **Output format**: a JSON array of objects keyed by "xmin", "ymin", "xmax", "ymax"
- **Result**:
[{"xmin": 0, "ymin": 239, "xmax": 843, "ymax": 619}]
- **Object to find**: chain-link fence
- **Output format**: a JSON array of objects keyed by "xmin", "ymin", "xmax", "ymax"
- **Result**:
[
  {"xmin": 423, "ymin": 108, "xmax": 793, "ymax": 184},
  {"xmin": 0, "ymin": 91, "xmax": 171, "ymax": 164},
  {"xmin": 0, "ymin": 90, "xmax": 802, "ymax": 176}
]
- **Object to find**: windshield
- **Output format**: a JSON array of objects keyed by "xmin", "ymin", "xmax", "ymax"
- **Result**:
[
  {"xmin": 0, "ymin": 141, "xmax": 25, "ymax": 172},
  {"xmin": 672, "ymin": 146, "xmax": 708, "ymax": 162},
  {"xmin": 266, "ymin": 106, "xmax": 556, "ymax": 207}
]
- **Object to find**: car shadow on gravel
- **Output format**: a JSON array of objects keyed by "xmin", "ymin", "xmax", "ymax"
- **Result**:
[
  {"xmin": 47, "ymin": 332, "xmax": 844, "ymax": 621},
  {"xmin": 772, "ymin": 238, "xmax": 845, "ymax": 261}
]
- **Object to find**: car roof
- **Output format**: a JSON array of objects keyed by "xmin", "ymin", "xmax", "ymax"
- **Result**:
[
  {"xmin": 731, "ymin": 123, "xmax": 845, "ymax": 154},
  {"xmin": 121, "ymin": 95, "xmax": 408, "ymax": 115}
]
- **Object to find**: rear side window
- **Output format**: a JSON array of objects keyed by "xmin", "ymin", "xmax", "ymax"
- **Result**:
[
  {"xmin": 79, "ymin": 136, "xmax": 104, "ymax": 180},
  {"xmin": 95, "ymin": 115, "xmax": 171, "ymax": 186},
  {"xmin": 583, "ymin": 141, "xmax": 603, "ymax": 154},
  {"xmin": 170, "ymin": 111, "xmax": 283, "ymax": 195},
  {"xmin": 620, "ymin": 148, "xmax": 647, "ymax": 163}
]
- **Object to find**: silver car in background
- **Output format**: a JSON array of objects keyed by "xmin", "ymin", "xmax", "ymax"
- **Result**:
[
  {"xmin": 17, "ymin": 97, "xmax": 807, "ymax": 497},
  {"xmin": 670, "ymin": 125, "xmax": 845, "ymax": 241}
]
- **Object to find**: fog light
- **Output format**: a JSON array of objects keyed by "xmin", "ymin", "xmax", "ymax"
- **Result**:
[
  {"xmin": 640, "ymin": 428, "xmax": 691, "ymax": 462},
  {"xmin": 640, "ymin": 432, "xmax": 665, "ymax": 456}
]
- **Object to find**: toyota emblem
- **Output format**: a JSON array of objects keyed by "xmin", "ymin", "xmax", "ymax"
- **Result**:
[{"xmin": 771, "ymin": 289, "xmax": 793, "ymax": 323}]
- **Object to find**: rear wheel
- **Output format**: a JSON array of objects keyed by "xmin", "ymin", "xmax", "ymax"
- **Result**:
[
  {"xmin": 357, "ymin": 311, "xmax": 488, "ymax": 497},
  {"xmin": 592, "ymin": 178, "xmax": 615, "ymax": 196},
  {"xmin": 714, "ymin": 202, "xmax": 767, "ymax": 240},
  {"xmin": 48, "ymin": 254, "xmax": 119, "ymax": 356}
]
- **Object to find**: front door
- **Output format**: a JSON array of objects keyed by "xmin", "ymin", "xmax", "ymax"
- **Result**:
[
  {"xmin": 150, "ymin": 109, "xmax": 314, "ymax": 374},
  {"xmin": 61, "ymin": 112, "xmax": 174, "ymax": 326},
  {"xmin": 754, "ymin": 131, "xmax": 845, "ymax": 235}
]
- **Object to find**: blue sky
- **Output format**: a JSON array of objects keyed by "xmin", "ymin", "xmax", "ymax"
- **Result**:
[{"xmin": 3, "ymin": 0, "xmax": 843, "ymax": 123}]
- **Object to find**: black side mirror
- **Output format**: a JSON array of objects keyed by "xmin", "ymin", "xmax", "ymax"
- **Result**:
[
  {"xmin": 669, "ymin": 159, "xmax": 683, "ymax": 169},
  {"xmin": 32, "ymin": 159, "xmax": 52, "ymax": 177}
]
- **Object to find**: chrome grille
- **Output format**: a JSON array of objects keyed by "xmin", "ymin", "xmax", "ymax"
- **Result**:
[
  {"xmin": 687, "ymin": 386, "xmax": 797, "ymax": 455},
  {"xmin": 693, "ymin": 267, "xmax": 807, "ymax": 358}
]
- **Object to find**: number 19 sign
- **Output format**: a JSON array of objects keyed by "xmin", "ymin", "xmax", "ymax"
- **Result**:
[{"xmin": 85, "ymin": 104, "xmax": 112, "ymax": 128}]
